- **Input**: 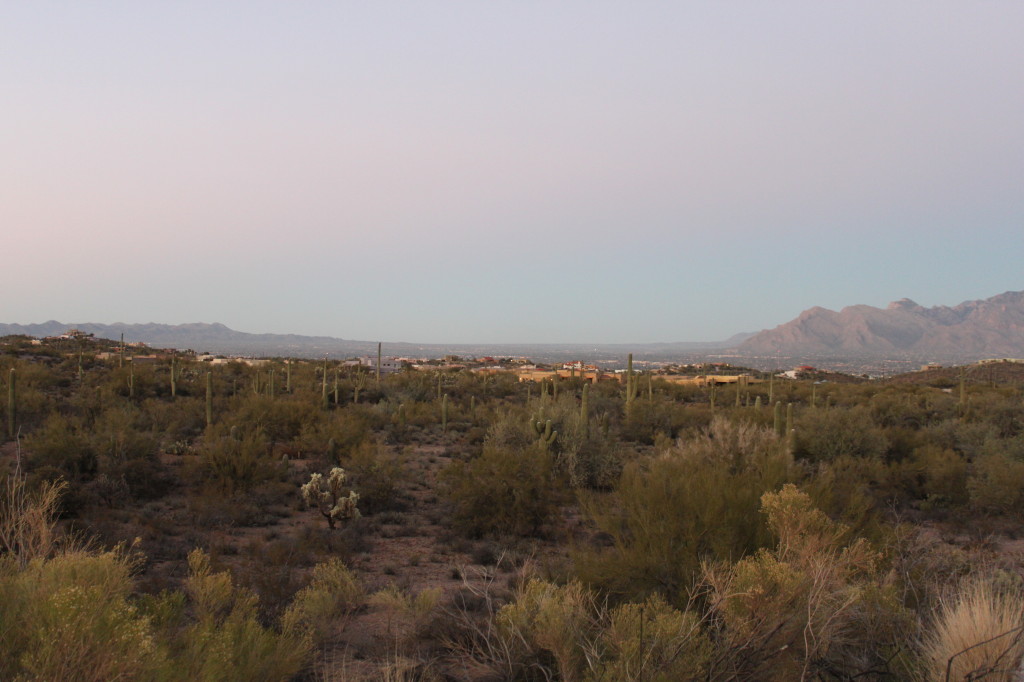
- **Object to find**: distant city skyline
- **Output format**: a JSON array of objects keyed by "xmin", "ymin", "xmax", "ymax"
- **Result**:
[{"xmin": 2, "ymin": 3, "xmax": 1021, "ymax": 344}]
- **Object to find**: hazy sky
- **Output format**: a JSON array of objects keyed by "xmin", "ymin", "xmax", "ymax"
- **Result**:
[{"xmin": 3, "ymin": 2, "xmax": 1022, "ymax": 343}]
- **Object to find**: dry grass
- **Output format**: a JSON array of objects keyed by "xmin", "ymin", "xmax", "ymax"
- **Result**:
[
  {"xmin": 0, "ymin": 465, "xmax": 65, "ymax": 566},
  {"xmin": 922, "ymin": 578, "xmax": 1024, "ymax": 681}
]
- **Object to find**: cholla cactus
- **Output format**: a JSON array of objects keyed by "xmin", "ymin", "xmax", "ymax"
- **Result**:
[{"xmin": 301, "ymin": 468, "xmax": 360, "ymax": 529}]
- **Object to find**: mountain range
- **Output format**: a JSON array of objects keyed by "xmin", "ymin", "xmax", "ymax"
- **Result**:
[
  {"xmin": 738, "ymin": 291, "xmax": 1024, "ymax": 362},
  {"xmin": 0, "ymin": 320, "xmax": 745, "ymax": 364},
  {"xmin": 3, "ymin": 291, "xmax": 1021, "ymax": 365}
]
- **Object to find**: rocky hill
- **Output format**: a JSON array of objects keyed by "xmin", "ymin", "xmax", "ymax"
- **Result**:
[{"xmin": 739, "ymin": 291, "xmax": 1024, "ymax": 361}]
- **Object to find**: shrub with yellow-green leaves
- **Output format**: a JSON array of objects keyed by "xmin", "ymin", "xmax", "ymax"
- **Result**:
[
  {"xmin": 1, "ymin": 471, "xmax": 311, "ymax": 682},
  {"xmin": 178, "ymin": 549, "xmax": 311, "ymax": 681},
  {"xmin": 485, "ymin": 578, "xmax": 712, "ymax": 682},
  {"xmin": 704, "ymin": 484, "xmax": 914, "ymax": 680},
  {"xmin": 0, "ymin": 547, "xmax": 162, "ymax": 682},
  {"xmin": 575, "ymin": 418, "xmax": 795, "ymax": 604},
  {"xmin": 281, "ymin": 557, "xmax": 363, "ymax": 643}
]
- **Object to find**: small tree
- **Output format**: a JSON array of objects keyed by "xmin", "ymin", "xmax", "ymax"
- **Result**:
[{"xmin": 300, "ymin": 468, "xmax": 360, "ymax": 529}]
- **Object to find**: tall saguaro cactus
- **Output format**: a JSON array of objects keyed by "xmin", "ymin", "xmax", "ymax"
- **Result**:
[
  {"xmin": 205, "ymin": 371, "xmax": 213, "ymax": 428},
  {"xmin": 170, "ymin": 355, "xmax": 177, "ymax": 397},
  {"xmin": 7, "ymin": 368, "xmax": 15, "ymax": 439},
  {"xmin": 441, "ymin": 393, "xmax": 448, "ymax": 433},
  {"xmin": 624, "ymin": 353, "xmax": 638, "ymax": 416},
  {"xmin": 785, "ymin": 402, "xmax": 794, "ymax": 444},
  {"xmin": 322, "ymin": 358, "xmax": 329, "ymax": 409},
  {"xmin": 580, "ymin": 383, "xmax": 590, "ymax": 439},
  {"xmin": 376, "ymin": 342, "xmax": 382, "ymax": 384}
]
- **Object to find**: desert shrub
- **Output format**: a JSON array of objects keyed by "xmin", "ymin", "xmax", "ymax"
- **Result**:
[
  {"xmin": 620, "ymin": 400, "xmax": 704, "ymax": 443},
  {"xmin": 0, "ymin": 547, "xmax": 164, "ymax": 681},
  {"xmin": 803, "ymin": 455, "xmax": 893, "ymax": 538},
  {"xmin": 281, "ymin": 557, "xmax": 363, "ymax": 643},
  {"xmin": 91, "ymin": 405, "xmax": 161, "ymax": 466},
  {"xmin": 343, "ymin": 440, "xmax": 407, "ymax": 514},
  {"xmin": 496, "ymin": 578, "xmax": 596, "ymax": 680},
  {"xmin": 704, "ymin": 484, "xmax": 914, "ymax": 680},
  {"xmin": 196, "ymin": 429, "xmax": 278, "ymax": 493},
  {"xmin": 793, "ymin": 406, "xmax": 888, "ymax": 462},
  {"xmin": 294, "ymin": 408, "xmax": 372, "ymax": 463},
  {"xmin": 442, "ymin": 443, "xmax": 562, "ymax": 539},
  {"xmin": 589, "ymin": 594, "xmax": 713, "ymax": 681},
  {"xmin": 921, "ymin": 577, "xmax": 1024, "ymax": 682},
  {"xmin": 968, "ymin": 452, "xmax": 1024, "ymax": 514},
  {"xmin": 906, "ymin": 445, "xmax": 969, "ymax": 507},
  {"xmin": 177, "ymin": 549, "xmax": 311, "ymax": 681},
  {"xmin": 485, "ymin": 406, "xmax": 535, "ymax": 450},
  {"xmin": 0, "ymin": 471, "xmax": 164, "ymax": 680},
  {"xmin": 486, "ymin": 578, "xmax": 713, "ymax": 682},
  {"xmin": 26, "ymin": 414, "xmax": 98, "ymax": 479},
  {"xmin": 368, "ymin": 583, "xmax": 443, "ymax": 644},
  {"xmin": 226, "ymin": 394, "xmax": 322, "ymax": 444},
  {"xmin": 575, "ymin": 418, "xmax": 795, "ymax": 604},
  {"xmin": 558, "ymin": 429, "xmax": 623, "ymax": 490},
  {"xmin": 926, "ymin": 419, "xmax": 999, "ymax": 460},
  {"xmin": 138, "ymin": 396, "xmax": 205, "ymax": 442}
]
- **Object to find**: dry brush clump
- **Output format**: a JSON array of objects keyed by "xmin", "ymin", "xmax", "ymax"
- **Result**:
[{"xmin": 920, "ymin": 576, "xmax": 1024, "ymax": 682}]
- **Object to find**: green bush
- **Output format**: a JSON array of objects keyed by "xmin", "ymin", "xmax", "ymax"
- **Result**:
[
  {"xmin": 575, "ymin": 418, "xmax": 795, "ymax": 604},
  {"xmin": 705, "ymin": 485, "xmax": 914, "ymax": 680},
  {"xmin": 794, "ymin": 406, "xmax": 888, "ymax": 462},
  {"xmin": 442, "ymin": 443, "xmax": 562, "ymax": 538},
  {"xmin": 968, "ymin": 452, "xmax": 1024, "ymax": 514}
]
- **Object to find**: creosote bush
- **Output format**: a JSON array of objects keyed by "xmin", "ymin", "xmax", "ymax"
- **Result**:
[
  {"xmin": 442, "ymin": 443, "xmax": 561, "ymax": 539},
  {"xmin": 575, "ymin": 418, "xmax": 795, "ymax": 604}
]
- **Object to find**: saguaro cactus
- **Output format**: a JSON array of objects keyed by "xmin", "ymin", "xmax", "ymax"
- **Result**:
[
  {"xmin": 786, "ymin": 402, "xmax": 794, "ymax": 442},
  {"xmin": 773, "ymin": 401, "xmax": 783, "ymax": 437},
  {"xmin": 441, "ymin": 393, "xmax": 448, "ymax": 433},
  {"xmin": 170, "ymin": 355, "xmax": 177, "ymax": 397},
  {"xmin": 377, "ymin": 342, "xmax": 382, "ymax": 384},
  {"xmin": 7, "ymin": 368, "xmax": 15, "ymax": 439},
  {"xmin": 205, "ymin": 371, "xmax": 213, "ymax": 428},
  {"xmin": 580, "ymin": 383, "xmax": 590, "ymax": 439},
  {"xmin": 532, "ymin": 417, "xmax": 557, "ymax": 452},
  {"xmin": 624, "ymin": 353, "xmax": 638, "ymax": 416},
  {"xmin": 322, "ymin": 358, "xmax": 329, "ymax": 409},
  {"xmin": 128, "ymin": 359, "xmax": 135, "ymax": 399}
]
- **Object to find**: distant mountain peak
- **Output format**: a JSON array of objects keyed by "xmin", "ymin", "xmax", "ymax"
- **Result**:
[
  {"xmin": 740, "ymin": 290, "xmax": 1024, "ymax": 361},
  {"xmin": 887, "ymin": 298, "xmax": 921, "ymax": 311}
]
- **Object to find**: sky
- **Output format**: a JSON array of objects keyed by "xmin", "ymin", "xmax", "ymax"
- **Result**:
[{"xmin": 2, "ymin": 2, "xmax": 1022, "ymax": 344}]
